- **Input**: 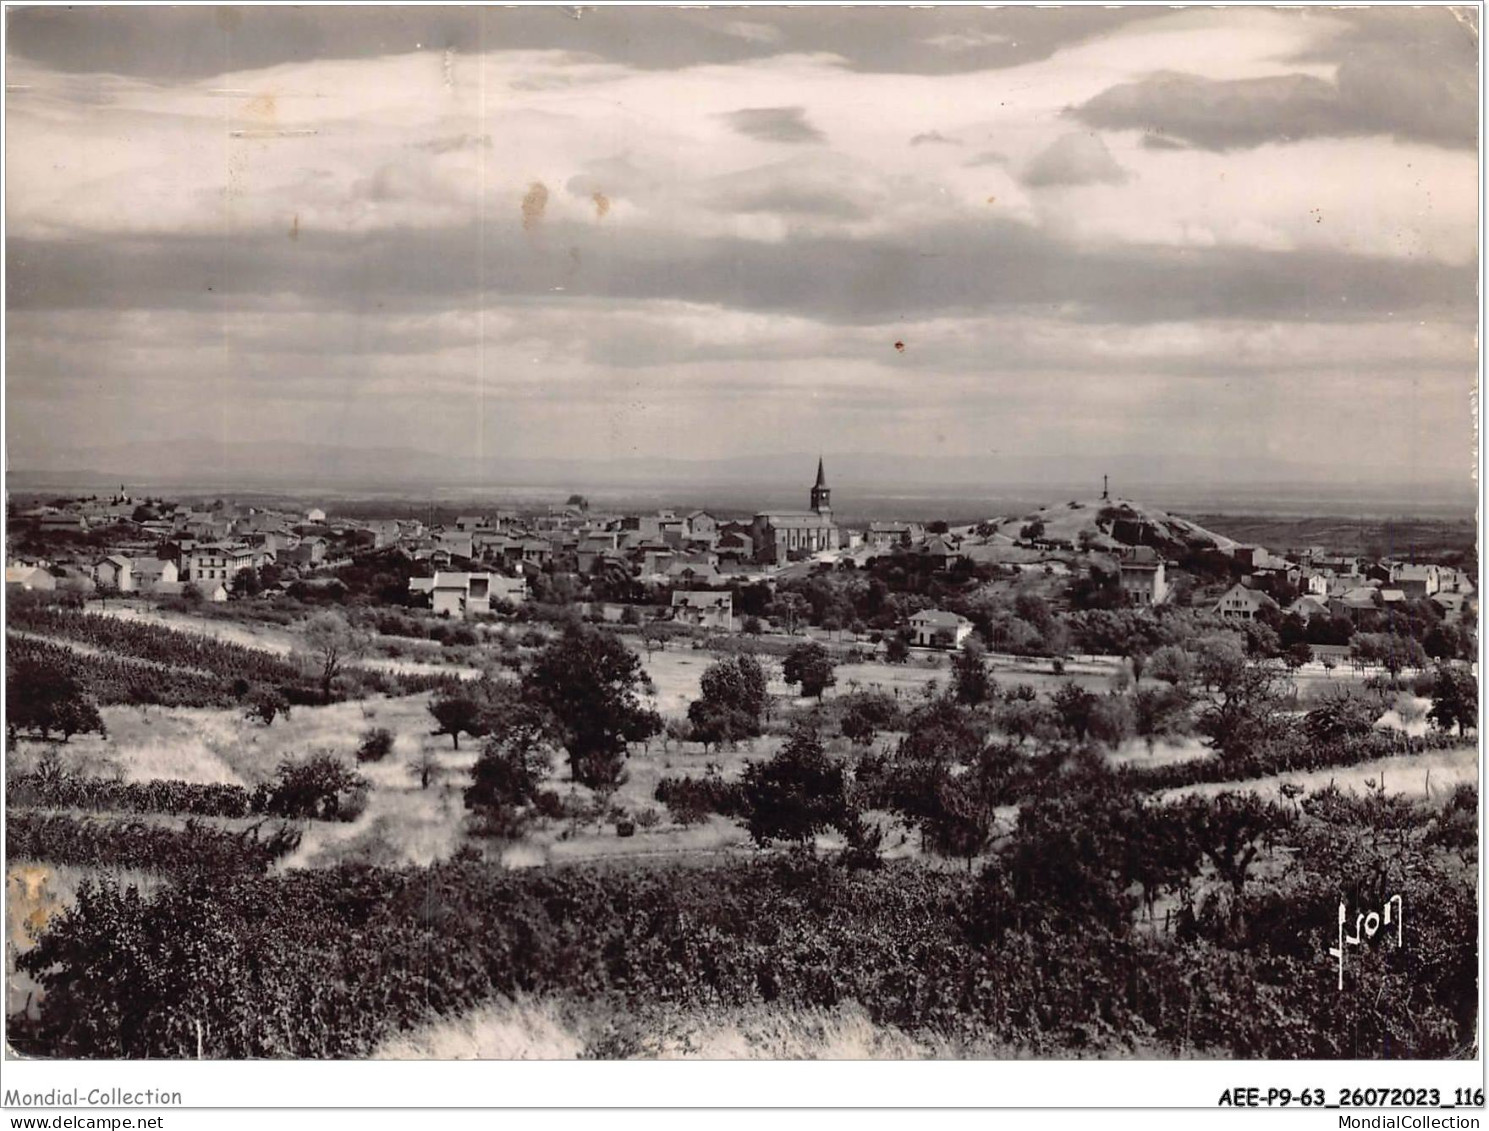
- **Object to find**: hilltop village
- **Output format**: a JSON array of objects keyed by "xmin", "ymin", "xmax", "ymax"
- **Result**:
[
  {"xmin": 5, "ymin": 459, "xmax": 1479, "ymax": 1061},
  {"xmin": 5, "ymin": 459, "xmax": 1476, "ymax": 670}
]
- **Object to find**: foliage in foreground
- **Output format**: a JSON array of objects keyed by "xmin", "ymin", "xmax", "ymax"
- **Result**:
[
  {"xmin": 6, "ymin": 812, "xmax": 300, "ymax": 875},
  {"xmin": 11, "ymin": 793, "xmax": 1475, "ymax": 1060}
]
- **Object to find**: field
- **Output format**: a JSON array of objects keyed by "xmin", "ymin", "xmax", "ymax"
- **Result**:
[
  {"xmin": 1188, "ymin": 514, "xmax": 1476, "ymax": 560},
  {"xmin": 1159, "ymin": 745, "xmax": 1477, "ymax": 806},
  {"xmin": 93, "ymin": 602, "xmax": 482, "ymax": 680}
]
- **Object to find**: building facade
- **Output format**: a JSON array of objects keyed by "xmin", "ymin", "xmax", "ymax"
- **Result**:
[{"xmin": 750, "ymin": 458, "xmax": 841, "ymax": 564}]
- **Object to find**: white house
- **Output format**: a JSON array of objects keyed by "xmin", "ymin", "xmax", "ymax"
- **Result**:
[
  {"xmin": 5, "ymin": 564, "xmax": 56, "ymax": 591},
  {"xmin": 1118, "ymin": 554, "xmax": 1167, "ymax": 606},
  {"xmin": 670, "ymin": 590, "xmax": 733, "ymax": 631},
  {"xmin": 909, "ymin": 609, "xmax": 973, "ymax": 649},
  {"xmin": 409, "ymin": 571, "xmax": 504, "ymax": 617},
  {"xmin": 94, "ymin": 554, "xmax": 134, "ymax": 592},
  {"xmin": 306, "ymin": 507, "xmax": 327, "ymax": 523},
  {"xmin": 1214, "ymin": 583, "xmax": 1279, "ymax": 621},
  {"xmin": 184, "ymin": 543, "xmax": 268, "ymax": 584},
  {"xmin": 132, "ymin": 557, "xmax": 180, "ymax": 591}
]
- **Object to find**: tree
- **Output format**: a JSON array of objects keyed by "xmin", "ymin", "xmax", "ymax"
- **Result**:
[
  {"xmin": 1051, "ymin": 684, "xmax": 1099, "ymax": 741},
  {"xmin": 1428, "ymin": 664, "xmax": 1477, "ymax": 735},
  {"xmin": 950, "ymin": 641, "xmax": 993, "ymax": 706},
  {"xmin": 427, "ymin": 689, "xmax": 490, "ymax": 750},
  {"xmin": 897, "ymin": 695, "xmax": 988, "ymax": 766},
  {"xmin": 695, "ymin": 654, "xmax": 769, "ymax": 729},
  {"xmin": 465, "ymin": 705, "xmax": 558, "ymax": 835},
  {"xmin": 7, "ymin": 659, "xmax": 105, "ymax": 743},
  {"xmin": 523, "ymin": 624, "xmax": 659, "ymax": 788},
  {"xmin": 1191, "ymin": 633, "xmax": 1287, "ymax": 759},
  {"xmin": 1282, "ymin": 640, "xmax": 1313, "ymax": 670},
  {"xmin": 686, "ymin": 700, "xmax": 752, "ymax": 751},
  {"xmin": 774, "ymin": 592, "xmax": 809, "ymax": 635},
  {"xmin": 1132, "ymin": 684, "xmax": 1190, "ymax": 751},
  {"xmin": 1146, "ymin": 644, "xmax": 1195, "ymax": 687},
  {"xmin": 231, "ymin": 566, "xmax": 263, "ymax": 599},
  {"xmin": 993, "ymin": 695, "xmax": 1056, "ymax": 746},
  {"xmin": 244, "ymin": 688, "xmax": 290, "ymax": 727},
  {"xmin": 740, "ymin": 723, "xmax": 853, "ymax": 850},
  {"xmin": 1303, "ymin": 690, "xmax": 1376, "ymax": 748},
  {"xmin": 840, "ymin": 692, "xmax": 903, "ymax": 747},
  {"xmin": 915, "ymin": 742, "xmax": 1020, "ymax": 869},
  {"xmin": 995, "ymin": 782, "xmax": 1153, "ymax": 934},
  {"xmin": 407, "ymin": 748, "xmax": 445, "ymax": 791},
  {"xmin": 783, "ymin": 641, "xmax": 837, "ymax": 700},
  {"xmin": 301, "ymin": 612, "xmax": 367, "ymax": 703},
  {"xmin": 885, "ymin": 631, "xmax": 911, "ymax": 664},
  {"xmin": 254, "ymin": 753, "xmax": 367, "ymax": 821},
  {"xmin": 640, "ymin": 620, "xmax": 674, "ymax": 656},
  {"xmin": 1169, "ymin": 791, "xmax": 1293, "ymax": 909}
]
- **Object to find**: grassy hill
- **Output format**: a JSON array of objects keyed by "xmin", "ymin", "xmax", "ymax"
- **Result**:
[{"xmin": 986, "ymin": 496, "xmax": 1239, "ymax": 556}]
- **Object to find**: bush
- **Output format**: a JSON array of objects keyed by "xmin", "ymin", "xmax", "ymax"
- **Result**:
[
  {"xmin": 10, "ymin": 836, "xmax": 1476, "ymax": 1060},
  {"xmin": 356, "ymin": 727, "xmax": 396, "ymax": 763},
  {"xmin": 253, "ymin": 753, "xmax": 368, "ymax": 822},
  {"xmin": 7, "ymin": 771, "xmax": 251, "ymax": 818},
  {"xmin": 654, "ymin": 773, "xmax": 744, "ymax": 825},
  {"xmin": 245, "ymin": 688, "xmax": 291, "ymax": 727},
  {"xmin": 464, "ymin": 707, "xmax": 557, "ymax": 837},
  {"xmin": 740, "ymin": 724, "xmax": 856, "ymax": 849},
  {"xmin": 7, "ymin": 812, "xmax": 299, "ymax": 875}
]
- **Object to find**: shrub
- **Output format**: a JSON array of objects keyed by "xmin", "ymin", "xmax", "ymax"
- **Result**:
[
  {"xmin": 739, "ymin": 723, "xmax": 855, "ymax": 849},
  {"xmin": 245, "ymin": 688, "xmax": 291, "ymax": 727},
  {"xmin": 654, "ymin": 773, "xmax": 743, "ymax": 825},
  {"xmin": 253, "ymin": 753, "xmax": 368, "ymax": 822},
  {"xmin": 356, "ymin": 727, "xmax": 396, "ymax": 763}
]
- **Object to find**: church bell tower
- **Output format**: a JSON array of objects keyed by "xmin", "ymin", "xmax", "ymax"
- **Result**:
[{"xmin": 810, "ymin": 456, "xmax": 831, "ymax": 516}]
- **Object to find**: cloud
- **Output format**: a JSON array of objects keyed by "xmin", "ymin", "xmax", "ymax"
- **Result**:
[
  {"xmin": 1074, "ymin": 9, "xmax": 1476, "ymax": 152},
  {"xmin": 412, "ymin": 133, "xmax": 491, "ymax": 155},
  {"xmin": 6, "ymin": 6, "xmax": 1170, "ymax": 80},
  {"xmin": 922, "ymin": 30, "xmax": 1013, "ymax": 52},
  {"xmin": 721, "ymin": 20, "xmax": 782, "ymax": 45},
  {"xmin": 909, "ymin": 131, "xmax": 961, "ymax": 147},
  {"xmin": 9, "ymin": 214, "xmax": 1473, "ymax": 330},
  {"xmin": 719, "ymin": 106, "xmax": 826, "ymax": 145},
  {"xmin": 963, "ymin": 151, "xmax": 1010, "ymax": 168},
  {"xmin": 3, "ymin": 5, "xmax": 1475, "ymax": 487},
  {"xmin": 1075, "ymin": 72, "xmax": 1353, "ymax": 150},
  {"xmin": 1022, "ymin": 133, "xmax": 1129, "ymax": 188}
]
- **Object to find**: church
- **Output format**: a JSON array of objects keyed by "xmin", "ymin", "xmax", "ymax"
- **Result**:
[{"xmin": 750, "ymin": 458, "xmax": 841, "ymax": 564}]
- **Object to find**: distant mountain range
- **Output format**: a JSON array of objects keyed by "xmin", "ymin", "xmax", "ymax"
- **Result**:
[{"xmin": 7, "ymin": 439, "xmax": 1474, "ymax": 519}]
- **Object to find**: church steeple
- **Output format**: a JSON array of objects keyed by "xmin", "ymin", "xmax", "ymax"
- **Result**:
[{"xmin": 811, "ymin": 456, "xmax": 831, "ymax": 515}]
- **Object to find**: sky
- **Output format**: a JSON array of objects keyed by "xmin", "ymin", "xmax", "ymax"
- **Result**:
[{"xmin": 4, "ymin": 4, "xmax": 1480, "ymax": 494}]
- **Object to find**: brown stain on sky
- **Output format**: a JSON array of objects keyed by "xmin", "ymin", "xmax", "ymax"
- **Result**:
[
  {"xmin": 522, "ymin": 182, "xmax": 549, "ymax": 231},
  {"xmin": 289, "ymin": 213, "xmax": 299, "ymax": 241},
  {"xmin": 245, "ymin": 91, "xmax": 277, "ymax": 124},
  {"xmin": 894, "ymin": 341, "xmax": 906, "ymax": 353},
  {"xmin": 592, "ymin": 191, "xmax": 610, "ymax": 219}
]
